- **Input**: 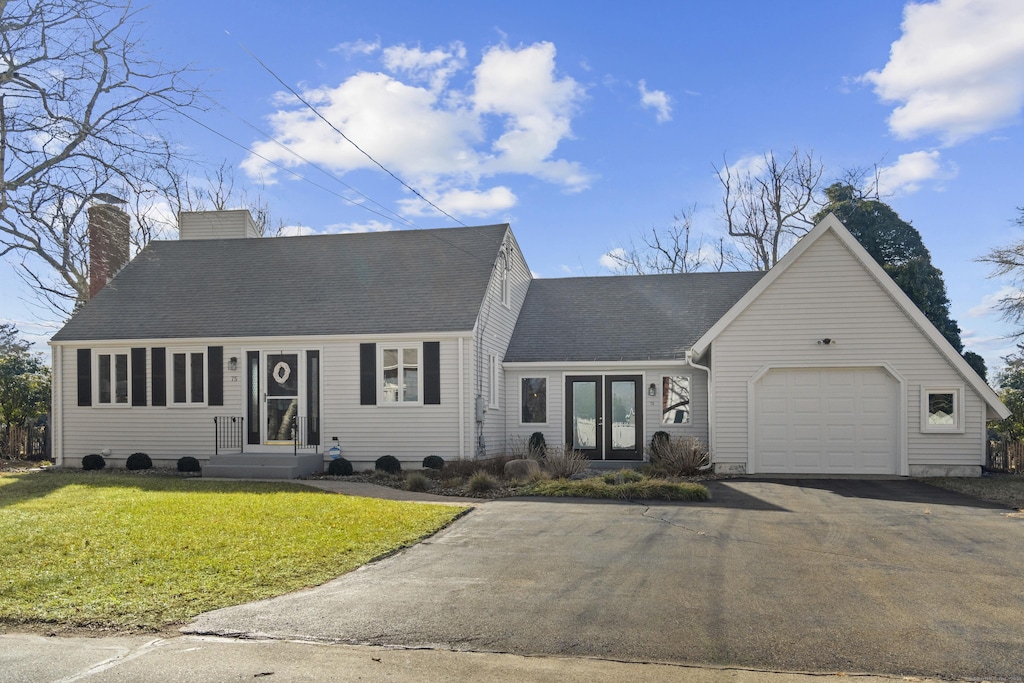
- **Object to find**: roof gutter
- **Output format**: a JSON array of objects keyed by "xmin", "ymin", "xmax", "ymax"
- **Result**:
[{"xmin": 686, "ymin": 348, "xmax": 714, "ymax": 472}]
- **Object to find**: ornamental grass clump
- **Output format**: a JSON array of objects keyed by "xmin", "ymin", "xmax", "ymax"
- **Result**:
[
  {"xmin": 647, "ymin": 435, "xmax": 710, "ymax": 477},
  {"xmin": 405, "ymin": 472, "xmax": 430, "ymax": 492},
  {"xmin": 542, "ymin": 444, "xmax": 589, "ymax": 479},
  {"xmin": 467, "ymin": 470, "xmax": 498, "ymax": 494}
]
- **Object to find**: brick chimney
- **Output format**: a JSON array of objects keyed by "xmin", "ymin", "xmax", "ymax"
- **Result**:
[{"xmin": 88, "ymin": 202, "xmax": 130, "ymax": 299}]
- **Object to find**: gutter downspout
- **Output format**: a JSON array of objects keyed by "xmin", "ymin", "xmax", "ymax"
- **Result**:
[{"xmin": 686, "ymin": 348, "xmax": 713, "ymax": 472}]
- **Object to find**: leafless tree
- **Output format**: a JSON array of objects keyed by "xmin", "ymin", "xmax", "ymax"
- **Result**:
[
  {"xmin": 0, "ymin": 0, "xmax": 203, "ymax": 317},
  {"xmin": 715, "ymin": 148, "xmax": 825, "ymax": 271},
  {"xmin": 606, "ymin": 207, "xmax": 735, "ymax": 275},
  {"xmin": 979, "ymin": 208, "xmax": 1024, "ymax": 337}
]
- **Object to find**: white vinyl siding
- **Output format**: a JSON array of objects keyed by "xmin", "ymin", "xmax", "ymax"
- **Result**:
[
  {"xmin": 56, "ymin": 337, "xmax": 471, "ymax": 468},
  {"xmin": 503, "ymin": 365, "xmax": 709, "ymax": 457},
  {"xmin": 710, "ymin": 230, "xmax": 986, "ymax": 473},
  {"xmin": 476, "ymin": 230, "xmax": 531, "ymax": 456}
]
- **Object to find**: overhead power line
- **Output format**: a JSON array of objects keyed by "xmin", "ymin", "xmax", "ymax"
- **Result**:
[{"xmin": 239, "ymin": 41, "xmax": 468, "ymax": 227}]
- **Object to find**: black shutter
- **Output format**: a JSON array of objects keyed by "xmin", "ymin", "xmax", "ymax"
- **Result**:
[
  {"xmin": 208, "ymin": 346, "xmax": 224, "ymax": 406},
  {"xmin": 424, "ymin": 341, "xmax": 440, "ymax": 405},
  {"xmin": 151, "ymin": 348, "xmax": 167, "ymax": 406},
  {"xmin": 247, "ymin": 351, "xmax": 260, "ymax": 445},
  {"xmin": 76, "ymin": 348, "xmax": 92, "ymax": 406},
  {"xmin": 359, "ymin": 343, "xmax": 376, "ymax": 405},
  {"xmin": 131, "ymin": 348, "xmax": 147, "ymax": 406},
  {"xmin": 306, "ymin": 350, "xmax": 320, "ymax": 446}
]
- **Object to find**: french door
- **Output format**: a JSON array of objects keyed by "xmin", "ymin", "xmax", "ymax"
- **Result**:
[{"xmin": 565, "ymin": 375, "xmax": 643, "ymax": 460}]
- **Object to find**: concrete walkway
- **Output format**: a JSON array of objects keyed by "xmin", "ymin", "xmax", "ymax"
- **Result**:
[{"xmin": 0, "ymin": 632, "xmax": 957, "ymax": 683}]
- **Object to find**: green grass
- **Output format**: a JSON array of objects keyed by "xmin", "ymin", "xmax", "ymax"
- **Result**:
[
  {"xmin": 524, "ymin": 476, "xmax": 708, "ymax": 501},
  {"xmin": 0, "ymin": 472, "xmax": 467, "ymax": 629}
]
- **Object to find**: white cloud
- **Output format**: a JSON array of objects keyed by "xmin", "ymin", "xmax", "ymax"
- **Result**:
[
  {"xmin": 722, "ymin": 152, "xmax": 769, "ymax": 179},
  {"xmin": 862, "ymin": 0, "xmax": 1024, "ymax": 144},
  {"xmin": 324, "ymin": 219, "xmax": 396, "ymax": 234},
  {"xmin": 398, "ymin": 186, "xmax": 517, "ymax": 218},
  {"xmin": 330, "ymin": 38, "xmax": 380, "ymax": 57},
  {"xmin": 382, "ymin": 42, "xmax": 466, "ymax": 92},
  {"xmin": 599, "ymin": 248, "xmax": 626, "ymax": 271},
  {"xmin": 875, "ymin": 150, "xmax": 957, "ymax": 195},
  {"xmin": 638, "ymin": 80, "xmax": 672, "ymax": 123},
  {"xmin": 244, "ymin": 41, "xmax": 590, "ymax": 219},
  {"xmin": 277, "ymin": 225, "xmax": 318, "ymax": 237},
  {"xmin": 968, "ymin": 284, "xmax": 1019, "ymax": 317}
]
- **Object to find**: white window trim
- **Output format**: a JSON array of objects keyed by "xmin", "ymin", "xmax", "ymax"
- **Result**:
[
  {"xmin": 488, "ymin": 353, "xmax": 500, "ymax": 408},
  {"xmin": 94, "ymin": 349, "xmax": 130, "ymax": 407},
  {"xmin": 519, "ymin": 376, "xmax": 548, "ymax": 426},
  {"xmin": 379, "ymin": 343, "xmax": 423, "ymax": 406},
  {"xmin": 169, "ymin": 348, "xmax": 207, "ymax": 408},
  {"xmin": 920, "ymin": 385, "xmax": 964, "ymax": 433}
]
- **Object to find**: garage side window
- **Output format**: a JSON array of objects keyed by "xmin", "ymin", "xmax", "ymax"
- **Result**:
[
  {"xmin": 921, "ymin": 387, "xmax": 962, "ymax": 433},
  {"xmin": 662, "ymin": 376, "xmax": 690, "ymax": 424}
]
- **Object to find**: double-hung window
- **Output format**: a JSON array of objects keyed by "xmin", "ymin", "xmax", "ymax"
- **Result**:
[
  {"xmin": 520, "ymin": 377, "xmax": 547, "ymax": 424},
  {"xmin": 381, "ymin": 345, "xmax": 420, "ymax": 404},
  {"xmin": 172, "ymin": 350, "xmax": 205, "ymax": 405},
  {"xmin": 96, "ymin": 351, "xmax": 129, "ymax": 405}
]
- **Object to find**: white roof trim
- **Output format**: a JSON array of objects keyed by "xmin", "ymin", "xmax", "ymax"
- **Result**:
[{"xmin": 691, "ymin": 213, "xmax": 1010, "ymax": 421}]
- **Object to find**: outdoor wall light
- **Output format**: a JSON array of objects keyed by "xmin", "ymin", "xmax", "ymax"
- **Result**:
[
  {"xmin": 228, "ymin": 356, "xmax": 238, "ymax": 371},
  {"xmin": 648, "ymin": 383, "xmax": 657, "ymax": 397}
]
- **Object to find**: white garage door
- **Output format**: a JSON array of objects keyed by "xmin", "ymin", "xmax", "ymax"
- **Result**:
[{"xmin": 754, "ymin": 367, "xmax": 898, "ymax": 474}]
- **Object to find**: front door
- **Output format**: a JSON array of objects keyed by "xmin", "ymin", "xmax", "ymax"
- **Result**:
[
  {"xmin": 566, "ymin": 375, "xmax": 643, "ymax": 460},
  {"xmin": 264, "ymin": 352, "xmax": 300, "ymax": 444}
]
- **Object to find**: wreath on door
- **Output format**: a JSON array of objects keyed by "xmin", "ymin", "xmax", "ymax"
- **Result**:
[{"xmin": 272, "ymin": 361, "xmax": 291, "ymax": 385}]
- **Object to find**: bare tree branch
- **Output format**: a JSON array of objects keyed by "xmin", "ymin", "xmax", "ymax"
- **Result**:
[
  {"xmin": 606, "ymin": 207, "xmax": 737, "ymax": 275},
  {"xmin": 715, "ymin": 148, "xmax": 824, "ymax": 271},
  {"xmin": 0, "ymin": 0, "xmax": 204, "ymax": 317}
]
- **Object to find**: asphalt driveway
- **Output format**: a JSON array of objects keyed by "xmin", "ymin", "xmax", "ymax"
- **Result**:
[{"xmin": 185, "ymin": 479, "xmax": 1024, "ymax": 682}]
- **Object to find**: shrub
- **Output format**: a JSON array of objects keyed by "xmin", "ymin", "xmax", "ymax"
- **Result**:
[
  {"xmin": 602, "ymin": 468, "xmax": 645, "ymax": 485},
  {"xmin": 528, "ymin": 432, "xmax": 547, "ymax": 457},
  {"xmin": 542, "ymin": 444, "xmax": 589, "ymax": 479},
  {"xmin": 82, "ymin": 453, "xmax": 106, "ymax": 471},
  {"xmin": 375, "ymin": 455, "xmax": 402, "ymax": 474},
  {"xmin": 422, "ymin": 455, "xmax": 445, "ymax": 470},
  {"xmin": 647, "ymin": 436, "xmax": 710, "ymax": 477},
  {"xmin": 467, "ymin": 470, "xmax": 497, "ymax": 494},
  {"xmin": 177, "ymin": 456, "xmax": 201, "ymax": 473},
  {"xmin": 126, "ymin": 452, "xmax": 152, "ymax": 471},
  {"xmin": 444, "ymin": 455, "xmax": 514, "ymax": 478},
  {"xmin": 650, "ymin": 431, "xmax": 671, "ymax": 457},
  {"xmin": 525, "ymin": 476, "xmax": 708, "ymax": 501},
  {"xmin": 405, "ymin": 472, "xmax": 430, "ymax": 492},
  {"xmin": 327, "ymin": 457, "xmax": 354, "ymax": 476}
]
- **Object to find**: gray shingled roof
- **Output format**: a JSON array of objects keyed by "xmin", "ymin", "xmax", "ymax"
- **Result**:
[
  {"xmin": 504, "ymin": 271, "xmax": 765, "ymax": 362},
  {"xmin": 52, "ymin": 225, "xmax": 509, "ymax": 341}
]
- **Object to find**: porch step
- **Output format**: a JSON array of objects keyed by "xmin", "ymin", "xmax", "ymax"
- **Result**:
[{"xmin": 204, "ymin": 453, "xmax": 323, "ymax": 480}]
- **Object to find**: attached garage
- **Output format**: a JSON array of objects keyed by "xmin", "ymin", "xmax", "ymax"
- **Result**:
[{"xmin": 752, "ymin": 367, "xmax": 900, "ymax": 475}]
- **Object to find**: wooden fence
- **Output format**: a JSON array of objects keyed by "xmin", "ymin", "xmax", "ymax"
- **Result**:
[
  {"xmin": 987, "ymin": 440, "xmax": 1024, "ymax": 473},
  {"xmin": 1, "ymin": 421, "xmax": 49, "ymax": 460}
]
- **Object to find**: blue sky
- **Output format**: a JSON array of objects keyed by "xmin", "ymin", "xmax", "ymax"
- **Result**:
[{"xmin": 4, "ymin": 0, "xmax": 1024, "ymax": 377}]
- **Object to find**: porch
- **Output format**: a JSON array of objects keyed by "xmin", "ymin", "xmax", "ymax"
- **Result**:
[{"xmin": 207, "ymin": 415, "xmax": 323, "ymax": 479}]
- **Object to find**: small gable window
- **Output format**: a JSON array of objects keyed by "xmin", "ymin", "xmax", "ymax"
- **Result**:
[
  {"xmin": 498, "ymin": 245, "xmax": 510, "ymax": 307},
  {"xmin": 921, "ymin": 386, "xmax": 962, "ymax": 433},
  {"xmin": 521, "ymin": 377, "xmax": 547, "ymax": 424},
  {"xmin": 96, "ymin": 351, "xmax": 129, "ymax": 405}
]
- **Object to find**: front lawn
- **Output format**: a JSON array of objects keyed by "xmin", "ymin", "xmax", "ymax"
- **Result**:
[
  {"xmin": 922, "ymin": 475, "xmax": 1024, "ymax": 511},
  {"xmin": 0, "ymin": 472, "xmax": 467, "ymax": 629}
]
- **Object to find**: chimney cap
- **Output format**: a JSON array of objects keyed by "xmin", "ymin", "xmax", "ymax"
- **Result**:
[{"xmin": 92, "ymin": 193, "xmax": 127, "ymax": 205}]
